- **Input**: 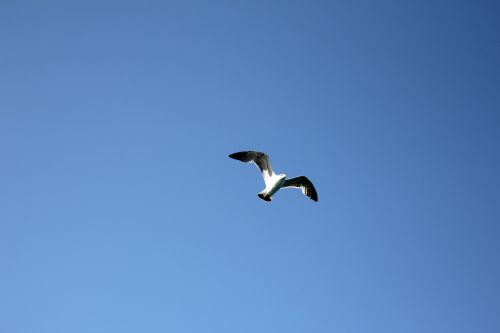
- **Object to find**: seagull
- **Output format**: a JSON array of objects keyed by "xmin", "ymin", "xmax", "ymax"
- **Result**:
[{"xmin": 229, "ymin": 151, "xmax": 318, "ymax": 202}]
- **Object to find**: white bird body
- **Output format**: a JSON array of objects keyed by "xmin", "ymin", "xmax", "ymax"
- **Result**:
[
  {"xmin": 260, "ymin": 173, "xmax": 287, "ymax": 199},
  {"xmin": 229, "ymin": 151, "xmax": 318, "ymax": 202}
]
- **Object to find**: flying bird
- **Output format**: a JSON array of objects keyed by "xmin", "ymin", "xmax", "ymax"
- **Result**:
[{"xmin": 229, "ymin": 151, "xmax": 318, "ymax": 202}]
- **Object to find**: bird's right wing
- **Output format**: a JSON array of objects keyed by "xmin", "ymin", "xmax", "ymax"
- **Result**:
[
  {"xmin": 229, "ymin": 151, "xmax": 275, "ymax": 185},
  {"xmin": 282, "ymin": 176, "xmax": 318, "ymax": 202}
]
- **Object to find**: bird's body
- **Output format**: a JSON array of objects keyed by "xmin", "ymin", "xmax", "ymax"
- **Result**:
[
  {"xmin": 258, "ymin": 173, "xmax": 287, "ymax": 201},
  {"xmin": 229, "ymin": 151, "xmax": 318, "ymax": 202}
]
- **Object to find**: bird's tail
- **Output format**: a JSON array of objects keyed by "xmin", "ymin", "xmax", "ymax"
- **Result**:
[{"xmin": 258, "ymin": 193, "xmax": 272, "ymax": 202}]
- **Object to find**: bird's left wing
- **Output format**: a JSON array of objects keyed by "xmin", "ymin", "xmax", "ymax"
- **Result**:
[{"xmin": 228, "ymin": 151, "xmax": 275, "ymax": 186}]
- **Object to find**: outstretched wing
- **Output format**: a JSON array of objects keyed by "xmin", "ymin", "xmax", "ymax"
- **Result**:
[
  {"xmin": 229, "ymin": 151, "xmax": 275, "ymax": 185},
  {"xmin": 282, "ymin": 176, "xmax": 318, "ymax": 202}
]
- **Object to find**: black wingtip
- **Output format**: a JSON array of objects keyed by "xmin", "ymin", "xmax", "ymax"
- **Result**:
[
  {"xmin": 228, "ymin": 151, "xmax": 247, "ymax": 161},
  {"xmin": 311, "ymin": 189, "xmax": 319, "ymax": 202}
]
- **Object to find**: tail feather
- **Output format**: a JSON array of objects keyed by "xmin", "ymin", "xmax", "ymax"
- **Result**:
[{"xmin": 258, "ymin": 193, "xmax": 272, "ymax": 202}]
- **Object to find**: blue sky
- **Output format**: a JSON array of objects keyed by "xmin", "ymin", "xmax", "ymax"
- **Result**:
[{"xmin": 1, "ymin": 0, "xmax": 499, "ymax": 332}]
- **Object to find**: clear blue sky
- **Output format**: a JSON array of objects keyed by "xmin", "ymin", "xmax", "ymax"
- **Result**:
[{"xmin": 1, "ymin": 0, "xmax": 499, "ymax": 332}]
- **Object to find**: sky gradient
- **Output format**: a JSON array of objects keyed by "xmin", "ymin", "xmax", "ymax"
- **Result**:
[{"xmin": 1, "ymin": 0, "xmax": 500, "ymax": 332}]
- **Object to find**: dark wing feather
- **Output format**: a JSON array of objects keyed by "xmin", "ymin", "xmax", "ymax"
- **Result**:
[
  {"xmin": 228, "ymin": 151, "xmax": 274, "ymax": 178},
  {"xmin": 282, "ymin": 176, "xmax": 318, "ymax": 202}
]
